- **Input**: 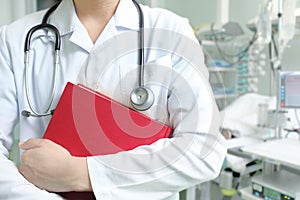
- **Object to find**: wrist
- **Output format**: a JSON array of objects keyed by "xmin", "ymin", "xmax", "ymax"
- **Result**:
[{"xmin": 69, "ymin": 157, "xmax": 93, "ymax": 192}]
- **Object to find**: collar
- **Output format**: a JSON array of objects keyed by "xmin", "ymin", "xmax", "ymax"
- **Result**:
[
  {"xmin": 46, "ymin": 0, "xmax": 140, "ymax": 52},
  {"xmin": 49, "ymin": 0, "xmax": 140, "ymax": 36},
  {"xmin": 48, "ymin": 0, "xmax": 79, "ymax": 36}
]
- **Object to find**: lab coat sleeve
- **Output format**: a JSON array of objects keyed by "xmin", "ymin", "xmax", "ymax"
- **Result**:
[
  {"xmin": 0, "ymin": 26, "xmax": 63, "ymax": 200},
  {"xmin": 86, "ymin": 22, "xmax": 227, "ymax": 199}
]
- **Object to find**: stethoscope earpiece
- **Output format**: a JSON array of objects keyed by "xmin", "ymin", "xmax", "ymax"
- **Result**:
[
  {"xmin": 21, "ymin": 109, "xmax": 55, "ymax": 118},
  {"xmin": 21, "ymin": 110, "xmax": 31, "ymax": 118},
  {"xmin": 130, "ymin": 87, "xmax": 154, "ymax": 111}
]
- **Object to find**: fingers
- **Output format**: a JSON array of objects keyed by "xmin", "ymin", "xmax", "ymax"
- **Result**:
[{"xmin": 19, "ymin": 138, "xmax": 47, "ymax": 150}]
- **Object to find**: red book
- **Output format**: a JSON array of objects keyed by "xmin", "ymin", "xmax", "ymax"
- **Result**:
[{"xmin": 43, "ymin": 82, "xmax": 172, "ymax": 199}]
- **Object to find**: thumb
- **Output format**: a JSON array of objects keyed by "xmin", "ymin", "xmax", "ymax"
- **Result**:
[{"xmin": 19, "ymin": 138, "xmax": 45, "ymax": 150}]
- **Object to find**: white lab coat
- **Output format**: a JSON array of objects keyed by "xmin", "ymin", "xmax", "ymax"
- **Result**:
[{"xmin": 0, "ymin": 0, "xmax": 226, "ymax": 199}]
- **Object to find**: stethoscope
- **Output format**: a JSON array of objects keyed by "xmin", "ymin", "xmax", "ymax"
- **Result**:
[{"xmin": 22, "ymin": 0, "xmax": 154, "ymax": 118}]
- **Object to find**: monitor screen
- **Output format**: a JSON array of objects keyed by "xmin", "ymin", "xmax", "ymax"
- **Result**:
[{"xmin": 280, "ymin": 71, "xmax": 300, "ymax": 108}]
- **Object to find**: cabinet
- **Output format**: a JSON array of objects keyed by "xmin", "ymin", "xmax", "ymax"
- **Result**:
[
  {"xmin": 240, "ymin": 139, "xmax": 300, "ymax": 200},
  {"xmin": 198, "ymin": 31, "xmax": 255, "ymax": 110},
  {"xmin": 200, "ymin": 39, "xmax": 241, "ymax": 109},
  {"xmin": 208, "ymin": 63, "xmax": 238, "ymax": 109}
]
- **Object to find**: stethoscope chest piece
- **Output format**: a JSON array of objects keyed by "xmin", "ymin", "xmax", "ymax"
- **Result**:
[{"xmin": 130, "ymin": 87, "xmax": 154, "ymax": 111}]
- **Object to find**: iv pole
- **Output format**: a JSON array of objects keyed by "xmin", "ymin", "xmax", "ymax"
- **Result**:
[
  {"xmin": 272, "ymin": 0, "xmax": 283, "ymax": 139},
  {"xmin": 271, "ymin": 0, "xmax": 298, "ymax": 139},
  {"xmin": 215, "ymin": 0, "xmax": 229, "ymax": 29}
]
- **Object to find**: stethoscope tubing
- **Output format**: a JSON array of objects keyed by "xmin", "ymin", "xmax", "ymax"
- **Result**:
[
  {"xmin": 24, "ymin": 49, "xmax": 59, "ymax": 117},
  {"xmin": 132, "ymin": 0, "xmax": 145, "ymax": 88},
  {"xmin": 22, "ymin": 0, "xmax": 153, "ymax": 117},
  {"xmin": 23, "ymin": 2, "xmax": 61, "ymax": 117}
]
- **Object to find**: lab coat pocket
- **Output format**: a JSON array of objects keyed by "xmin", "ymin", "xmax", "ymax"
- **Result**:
[{"xmin": 119, "ymin": 54, "xmax": 173, "ymax": 125}]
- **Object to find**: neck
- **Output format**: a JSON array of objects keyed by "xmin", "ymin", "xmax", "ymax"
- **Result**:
[
  {"xmin": 73, "ymin": 0, "xmax": 120, "ymax": 18},
  {"xmin": 73, "ymin": 0, "xmax": 120, "ymax": 43}
]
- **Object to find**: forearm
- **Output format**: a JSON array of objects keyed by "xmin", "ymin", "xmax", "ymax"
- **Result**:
[
  {"xmin": 69, "ymin": 157, "xmax": 93, "ymax": 192},
  {"xmin": 18, "ymin": 139, "xmax": 92, "ymax": 193},
  {"xmin": 87, "ymin": 133, "xmax": 226, "ymax": 199}
]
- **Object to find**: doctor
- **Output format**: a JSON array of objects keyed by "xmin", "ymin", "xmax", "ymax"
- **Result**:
[{"xmin": 0, "ymin": 0, "xmax": 226, "ymax": 199}]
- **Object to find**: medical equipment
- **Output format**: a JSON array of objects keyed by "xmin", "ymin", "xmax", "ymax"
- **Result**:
[
  {"xmin": 256, "ymin": 0, "xmax": 272, "ymax": 48},
  {"xmin": 22, "ymin": 3, "xmax": 60, "ymax": 118},
  {"xmin": 280, "ymin": 71, "xmax": 300, "ymax": 108},
  {"xmin": 22, "ymin": 0, "xmax": 154, "ymax": 118},
  {"xmin": 130, "ymin": 0, "xmax": 155, "ymax": 111},
  {"xmin": 252, "ymin": 170, "xmax": 300, "ymax": 200}
]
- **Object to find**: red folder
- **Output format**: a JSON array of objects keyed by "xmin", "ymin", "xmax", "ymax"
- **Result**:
[{"xmin": 43, "ymin": 82, "xmax": 172, "ymax": 199}]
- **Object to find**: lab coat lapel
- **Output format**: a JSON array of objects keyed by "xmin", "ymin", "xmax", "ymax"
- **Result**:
[{"xmin": 48, "ymin": 0, "xmax": 140, "ymax": 52}]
